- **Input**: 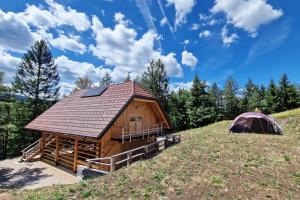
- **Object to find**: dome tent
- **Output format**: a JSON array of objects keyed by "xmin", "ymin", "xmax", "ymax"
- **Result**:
[{"xmin": 229, "ymin": 112, "xmax": 283, "ymax": 135}]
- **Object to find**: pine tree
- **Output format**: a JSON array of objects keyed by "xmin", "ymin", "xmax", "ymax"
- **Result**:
[
  {"xmin": 223, "ymin": 77, "xmax": 240, "ymax": 119},
  {"xmin": 13, "ymin": 40, "xmax": 60, "ymax": 117},
  {"xmin": 248, "ymin": 88, "xmax": 260, "ymax": 111},
  {"xmin": 265, "ymin": 79, "xmax": 281, "ymax": 113},
  {"xmin": 208, "ymin": 83, "xmax": 224, "ymax": 121},
  {"xmin": 125, "ymin": 72, "xmax": 131, "ymax": 82},
  {"xmin": 0, "ymin": 71, "xmax": 5, "ymax": 93},
  {"xmin": 141, "ymin": 59, "xmax": 169, "ymax": 112},
  {"xmin": 258, "ymin": 85, "xmax": 268, "ymax": 113},
  {"xmin": 241, "ymin": 78, "xmax": 257, "ymax": 112},
  {"xmin": 188, "ymin": 74, "xmax": 212, "ymax": 127},
  {"xmin": 169, "ymin": 89, "xmax": 190, "ymax": 131},
  {"xmin": 100, "ymin": 72, "xmax": 112, "ymax": 87},
  {"xmin": 74, "ymin": 74, "xmax": 93, "ymax": 90},
  {"xmin": 278, "ymin": 73, "xmax": 300, "ymax": 110}
]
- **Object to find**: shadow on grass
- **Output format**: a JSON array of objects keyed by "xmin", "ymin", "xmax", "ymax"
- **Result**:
[{"xmin": 0, "ymin": 166, "xmax": 51, "ymax": 190}]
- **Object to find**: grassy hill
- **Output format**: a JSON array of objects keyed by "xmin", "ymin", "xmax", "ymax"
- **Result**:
[{"xmin": 12, "ymin": 109, "xmax": 300, "ymax": 199}]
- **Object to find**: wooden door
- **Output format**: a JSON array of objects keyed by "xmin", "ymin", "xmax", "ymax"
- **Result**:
[{"xmin": 129, "ymin": 116, "xmax": 143, "ymax": 132}]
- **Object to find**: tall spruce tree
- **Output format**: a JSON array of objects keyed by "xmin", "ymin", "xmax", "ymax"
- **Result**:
[
  {"xmin": 13, "ymin": 40, "xmax": 60, "ymax": 117},
  {"xmin": 242, "ymin": 78, "xmax": 257, "ymax": 112},
  {"xmin": 141, "ymin": 59, "xmax": 169, "ymax": 112},
  {"xmin": 169, "ymin": 89, "xmax": 190, "ymax": 131},
  {"xmin": 208, "ymin": 82, "xmax": 224, "ymax": 122},
  {"xmin": 223, "ymin": 77, "xmax": 240, "ymax": 119},
  {"xmin": 100, "ymin": 72, "xmax": 112, "ymax": 87},
  {"xmin": 188, "ymin": 74, "xmax": 212, "ymax": 127},
  {"xmin": 278, "ymin": 73, "xmax": 300, "ymax": 110},
  {"xmin": 265, "ymin": 79, "xmax": 280, "ymax": 113},
  {"xmin": 74, "ymin": 75, "xmax": 93, "ymax": 90}
]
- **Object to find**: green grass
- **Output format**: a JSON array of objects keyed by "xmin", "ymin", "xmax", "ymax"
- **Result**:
[{"xmin": 11, "ymin": 109, "xmax": 300, "ymax": 199}]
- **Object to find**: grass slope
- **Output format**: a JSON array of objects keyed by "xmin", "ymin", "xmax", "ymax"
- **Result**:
[{"xmin": 13, "ymin": 109, "xmax": 300, "ymax": 200}]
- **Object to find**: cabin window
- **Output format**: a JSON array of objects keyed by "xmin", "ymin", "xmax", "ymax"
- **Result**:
[{"xmin": 130, "ymin": 116, "xmax": 142, "ymax": 121}]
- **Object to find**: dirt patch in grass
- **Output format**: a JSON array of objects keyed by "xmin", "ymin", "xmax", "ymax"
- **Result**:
[{"xmin": 9, "ymin": 109, "xmax": 300, "ymax": 200}]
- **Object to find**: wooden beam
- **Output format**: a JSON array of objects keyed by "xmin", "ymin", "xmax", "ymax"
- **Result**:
[
  {"xmin": 55, "ymin": 136, "xmax": 59, "ymax": 164},
  {"xmin": 40, "ymin": 132, "xmax": 45, "ymax": 156},
  {"xmin": 73, "ymin": 137, "xmax": 79, "ymax": 172}
]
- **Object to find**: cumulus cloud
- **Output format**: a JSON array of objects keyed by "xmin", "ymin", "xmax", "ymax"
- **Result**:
[
  {"xmin": 170, "ymin": 81, "xmax": 193, "ymax": 92},
  {"xmin": 0, "ymin": 10, "xmax": 35, "ymax": 52},
  {"xmin": 181, "ymin": 50, "xmax": 198, "ymax": 69},
  {"xmin": 199, "ymin": 30, "xmax": 212, "ymax": 38},
  {"xmin": 17, "ymin": 0, "xmax": 91, "ymax": 31},
  {"xmin": 160, "ymin": 17, "xmax": 168, "ymax": 26},
  {"xmin": 45, "ymin": 0, "xmax": 91, "ymax": 31},
  {"xmin": 191, "ymin": 23, "xmax": 200, "ymax": 30},
  {"xmin": 221, "ymin": 26, "xmax": 239, "ymax": 46},
  {"xmin": 114, "ymin": 12, "xmax": 131, "ymax": 26},
  {"xmin": 211, "ymin": 0, "xmax": 283, "ymax": 37},
  {"xmin": 55, "ymin": 55, "xmax": 111, "ymax": 95},
  {"xmin": 167, "ymin": 0, "xmax": 196, "ymax": 28},
  {"xmin": 0, "ymin": 50, "xmax": 21, "ymax": 82},
  {"xmin": 89, "ymin": 15, "xmax": 183, "ymax": 81},
  {"xmin": 50, "ymin": 34, "xmax": 86, "ymax": 54}
]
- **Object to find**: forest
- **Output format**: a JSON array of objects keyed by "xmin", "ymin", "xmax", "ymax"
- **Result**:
[{"xmin": 0, "ymin": 40, "xmax": 299, "ymax": 158}]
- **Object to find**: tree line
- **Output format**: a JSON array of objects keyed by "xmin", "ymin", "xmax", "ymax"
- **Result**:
[
  {"xmin": 0, "ymin": 39, "xmax": 300, "ymax": 158},
  {"xmin": 138, "ymin": 59, "xmax": 300, "ymax": 132}
]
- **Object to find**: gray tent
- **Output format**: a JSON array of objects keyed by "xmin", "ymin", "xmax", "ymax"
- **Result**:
[{"xmin": 229, "ymin": 112, "xmax": 283, "ymax": 135}]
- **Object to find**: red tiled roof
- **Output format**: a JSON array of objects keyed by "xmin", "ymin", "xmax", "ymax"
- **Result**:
[{"xmin": 26, "ymin": 81, "xmax": 155, "ymax": 138}]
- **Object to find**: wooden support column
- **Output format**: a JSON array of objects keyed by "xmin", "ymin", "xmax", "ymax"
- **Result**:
[
  {"xmin": 96, "ymin": 143, "xmax": 100, "ymax": 170},
  {"xmin": 73, "ymin": 137, "xmax": 79, "ymax": 172},
  {"xmin": 55, "ymin": 136, "xmax": 59, "ymax": 164},
  {"xmin": 40, "ymin": 132, "xmax": 45, "ymax": 156}
]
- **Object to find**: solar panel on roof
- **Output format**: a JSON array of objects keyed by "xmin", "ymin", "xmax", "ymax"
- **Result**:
[{"xmin": 80, "ymin": 86, "xmax": 108, "ymax": 98}]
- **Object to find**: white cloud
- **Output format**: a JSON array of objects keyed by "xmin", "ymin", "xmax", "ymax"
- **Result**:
[
  {"xmin": 114, "ymin": 12, "xmax": 131, "ymax": 26},
  {"xmin": 167, "ymin": 0, "xmax": 196, "ymax": 28},
  {"xmin": 16, "ymin": 0, "xmax": 90, "ymax": 32},
  {"xmin": 45, "ymin": 0, "xmax": 91, "ymax": 31},
  {"xmin": 211, "ymin": 0, "xmax": 283, "ymax": 37},
  {"xmin": 191, "ymin": 23, "xmax": 200, "ymax": 30},
  {"xmin": 182, "ymin": 40, "xmax": 190, "ymax": 45},
  {"xmin": 0, "ymin": 10, "xmax": 35, "ymax": 52},
  {"xmin": 221, "ymin": 26, "xmax": 239, "ymax": 46},
  {"xmin": 199, "ymin": 30, "xmax": 212, "ymax": 38},
  {"xmin": 181, "ymin": 50, "xmax": 198, "ymax": 69},
  {"xmin": 160, "ymin": 17, "xmax": 168, "ymax": 26},
  {"xmin": 89, "ymin": 15, "xmax": 183, "ymax": 81},
  {"xmin": 0, "ymin": 50, "xmax": 21, "ymax": 82},
  {"xmin": 170, "ymin": 81, "xmax": 193, "ymax": 92},
  {"xmin": 50, "ymin": 34, "xmax": 86, "ymax": 54},
  {"xmin": 55, "ymin": 55, "xmax": 111, "ymax": 95}
]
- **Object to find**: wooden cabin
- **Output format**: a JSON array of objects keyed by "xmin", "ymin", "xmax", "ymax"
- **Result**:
[{"xmin": 25, "ymin": 81, "xmax": 171, "ymax": 172}]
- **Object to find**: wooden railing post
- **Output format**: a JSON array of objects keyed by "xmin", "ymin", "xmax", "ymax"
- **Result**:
[
  {"xmin": 127, "ymin": 152, "xmax": 132, "ymax": 166},
  {"xmin": 110, "ymin": 157, "xmax": 115, "ymax": 172},
  {"xmin": 147, "ymin": 125, "xmax": 150, "ymax": 138},
  {"xmin": 144, "ymin": 146, "xmax": 149, "ymax": 159},
  {"xmin": 122, "ymin": 128, "xmax": 125, "ymax": 144},
  {"xmin": 129, "ymin": 130, "xmax": 132, "ymax": 142},
  {"xmin": 87, "ymin": 161, "xmax": 92, "ymax": 169}
]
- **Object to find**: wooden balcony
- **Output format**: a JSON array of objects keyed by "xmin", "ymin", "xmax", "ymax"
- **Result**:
[{"xmin": 111, "ymin": 124, "xmax": 164, "ymax": 143}]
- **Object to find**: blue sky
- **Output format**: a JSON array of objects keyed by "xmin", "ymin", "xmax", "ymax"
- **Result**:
[{"xmin": 0, "ymin": 0, "xmax": 299, "ymax": 95}]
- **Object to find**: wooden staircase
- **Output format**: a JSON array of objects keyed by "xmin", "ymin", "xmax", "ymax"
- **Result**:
[{"xmin": 21, "ymin": 135, "xmax": 54, "ymax": 162}]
